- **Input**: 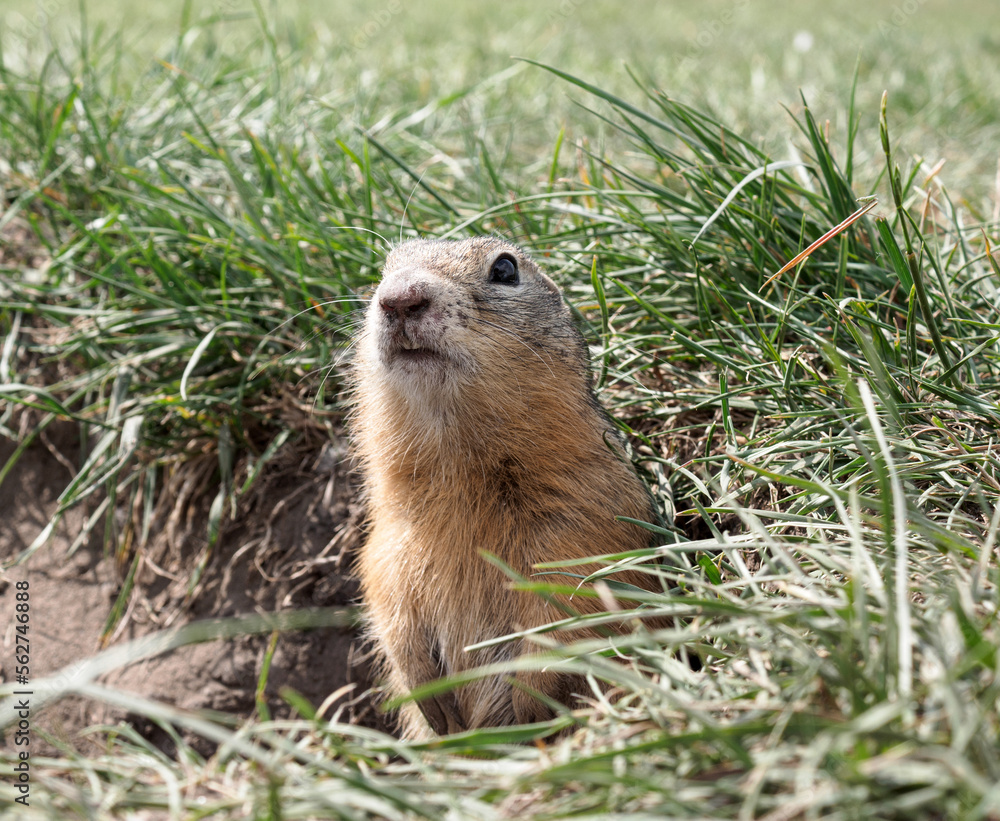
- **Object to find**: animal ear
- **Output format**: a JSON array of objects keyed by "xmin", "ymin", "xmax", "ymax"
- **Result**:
[{"xmin": 536, "ymin": 271, "xmax": 561, "ymax": 296}]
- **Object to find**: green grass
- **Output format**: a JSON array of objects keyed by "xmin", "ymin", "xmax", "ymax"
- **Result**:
[{"xmin": 2, "ymin": 2, "xmax": 1000, "ymax": 818}]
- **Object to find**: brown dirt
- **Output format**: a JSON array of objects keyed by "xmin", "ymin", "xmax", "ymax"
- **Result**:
[{"xmin": 0, "ymin": 420, "xmax": 385, "ymax": 758}]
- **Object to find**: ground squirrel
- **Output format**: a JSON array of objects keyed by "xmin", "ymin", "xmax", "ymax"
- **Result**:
[{"xmin": 351, "ymin": 237, "xmax": 663, "ymax": 737}]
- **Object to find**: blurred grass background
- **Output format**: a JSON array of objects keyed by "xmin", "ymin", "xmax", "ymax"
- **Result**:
[{"xmin": 6, "ymin": 0, "xmax": 999, "ymax": 185}]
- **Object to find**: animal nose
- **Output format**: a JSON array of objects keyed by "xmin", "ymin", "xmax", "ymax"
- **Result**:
[{"xmin": 378, "ymin": 283, "xmax": 431, "ymax": 321}]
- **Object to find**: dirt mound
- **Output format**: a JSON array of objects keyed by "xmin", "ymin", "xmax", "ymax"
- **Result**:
[{"xmin": 0, "ymin": 421, "xmax": 384, "ymax": 757}]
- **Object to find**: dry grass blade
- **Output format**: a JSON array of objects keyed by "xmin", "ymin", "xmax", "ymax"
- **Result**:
[{"xmin": 761, "ymin": 197, "xmax": 880, "ymax": 289}]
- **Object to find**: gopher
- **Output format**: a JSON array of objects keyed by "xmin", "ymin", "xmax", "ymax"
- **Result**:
[{"xmin": 351, "ymin": 237, "xmax": 662, "ymax": 737}]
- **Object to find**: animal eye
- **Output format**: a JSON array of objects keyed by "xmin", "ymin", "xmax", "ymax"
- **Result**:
[{"xmin": 488, "ymin": 254, "xmax": 519, "ymax": 285}]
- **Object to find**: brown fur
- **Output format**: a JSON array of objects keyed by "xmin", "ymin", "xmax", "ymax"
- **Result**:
[{"xmin": 351, "ymin": 237, "xmax": 662, "ymax": 737}]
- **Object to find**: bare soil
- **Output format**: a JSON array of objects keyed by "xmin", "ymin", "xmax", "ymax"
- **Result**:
[{"xmin": 0, "ymin": 420, "xmax": 385, "ymax": 758}]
